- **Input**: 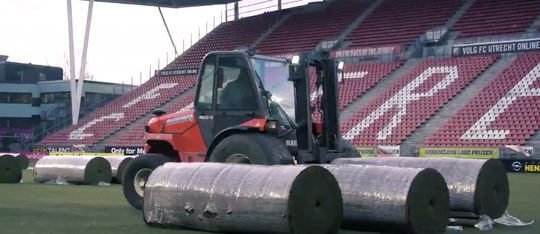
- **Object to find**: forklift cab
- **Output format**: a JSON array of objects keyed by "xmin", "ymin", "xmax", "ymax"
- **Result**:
[{"xmin": 193, "ymin": 51, "xmax": 296, "ymax": 147}]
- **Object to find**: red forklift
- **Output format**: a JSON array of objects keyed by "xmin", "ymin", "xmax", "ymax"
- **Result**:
[{"xmin": 122, "ymin": 49, "xmax": 361, "ymax": 210}]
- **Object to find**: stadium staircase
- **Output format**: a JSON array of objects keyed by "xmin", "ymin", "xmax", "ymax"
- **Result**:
[
  {"xmin": 335, "ymin": 0, "xmax": 384, "ymax": 41},
  {"xmin": 526, "ymin": 131, "xmax": 540, "ymax": 157},
  {"xmin": 94, "ymin": 86, "xmax": 196, "ymax": 150},
  {"xmin": 526, "ymin": 12, "xmax": 540, "ymax": 33},
  {"xmin": 450, "ymin": 0, "xmax": 540, "ymax": 39},
  {"xmin": 444, "ymin": 0, "xmax": 477, "ymax": 29},
  {"xmin": 250, "ymin": 14, "xmax": 291, "ymax": 48},
  {"xmin": 340, "ymin": 58, "xmax": 423, "ymax": 122},
  {"xmin": 165, "ymin": 23, "xmax": 227, "ymax": 69},
  {"xmin": 400, "ymin": 54, "xmax": 519, "ymax": 156}
]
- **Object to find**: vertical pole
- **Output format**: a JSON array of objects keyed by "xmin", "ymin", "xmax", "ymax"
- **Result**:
[
  {"xmin": 140, "ymin": 71, "xmax": 142, "ymax": 85},
  {"xmin": 149, "ymin": 65, "xmax": 152, "ymax": 79},
  {"xmin": 278, "ymin": 0, "xmax": 282, "ymax": 10},
  {"xmin": 206, "ymin": 21, "xmax": 208, "ymax": 34},
  {"xmin": 66, "ymin": 0, "xmax": 77, "ymax": 125},
  {"xmin": 131, "ymin": 76, "xmax": 133, "ymax": 92},
  {"xmin": 158, "ymin": 58, "xmax": 160, "ymax": 69},
  {"xmin": 225, "ymin": 4, "xmax": 228, "ymax": 22},
  {"xmin": 74, "ymin": 0, "xmax": 94, "ymax": 125},
  {"xmin": 166, "ymin": 52, "xmax": 168, "ymax": 64},
  {"xmin": 234, "ymin": 1, "xmax": 239, "ymax": 20}
]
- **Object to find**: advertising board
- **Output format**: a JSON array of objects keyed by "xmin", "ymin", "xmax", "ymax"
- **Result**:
[{"xmin": 419, "ymin": 148, "xmax": 499, "ymax": 159}]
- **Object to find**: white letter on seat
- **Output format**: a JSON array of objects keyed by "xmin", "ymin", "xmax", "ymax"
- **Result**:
[
  {"xmin": 178, "ymin": 102, "xmax": 194, "ymax": 113},
  {"xmin": 461, "ymin": 63, "xmax": 540, "ymax": 139},
  {"xmin": 68, "ymin": 113, "xmax": 125, "ymax": 140},
  {"xmin": 343, "ymin": 66, "xmax": 459, "ymax": 140},
  {"xmin": 122, "ymin": 83, "xmax": 178, "ymax": 108},
  {"xmin": 310, "ymin": 71, "xmax": 369, "ymax": 101}
]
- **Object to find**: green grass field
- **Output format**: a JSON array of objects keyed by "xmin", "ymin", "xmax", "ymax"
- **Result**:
[{"xmin": 0, "ymin": 168, "xmax": 537, "ymax": 234}]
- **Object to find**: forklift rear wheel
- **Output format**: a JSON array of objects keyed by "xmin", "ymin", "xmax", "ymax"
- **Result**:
[
  {"xmin": 122, "ymin": 154, "xmax": 171, "ymax": 210},
  {"xmin": 209, "ymin": 133, "xmax": 293, "ymax": 165}
]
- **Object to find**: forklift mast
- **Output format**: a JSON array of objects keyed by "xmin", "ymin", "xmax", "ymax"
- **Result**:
[{"xmin": 289, "ymin": 53, "xmax": 344, "ymax": 164}]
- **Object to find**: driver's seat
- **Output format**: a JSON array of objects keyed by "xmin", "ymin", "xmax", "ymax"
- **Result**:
[{"xmin": 219, "ymin": 69, "xmax": 257, "ymax": 110}]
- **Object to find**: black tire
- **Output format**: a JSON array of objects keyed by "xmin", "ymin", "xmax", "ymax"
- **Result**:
[
  {"xmin": 122, "ymin": 154, "xmax": 171, "ymax": 210},
  {"xmin": 341, "ymin": 139, "xmax": 361, "ymax": 158},
  {"xmin": 208, "ymin": 133, "xmax": 293, "ymax": 165}
]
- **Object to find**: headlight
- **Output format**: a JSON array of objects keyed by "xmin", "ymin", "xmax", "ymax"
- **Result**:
[{"xmin": 292, "ymin": 55, "xmax": 300, "ymax": 64}]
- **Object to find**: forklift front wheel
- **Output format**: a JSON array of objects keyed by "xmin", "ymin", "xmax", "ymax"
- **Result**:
[
  {"xmin": 209, "ymin": 133, "xmax": 293, "ymax": 165},
  {"xmin": 226, "ymin": 153, "xmax": 254, "ymax": 164},
  {"xmin": 122, "ymin": 154, "xmax": 171, "ymax": 210}
]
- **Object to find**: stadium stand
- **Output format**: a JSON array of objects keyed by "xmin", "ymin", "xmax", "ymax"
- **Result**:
[
  {"xmin": 37, "ymin": 10, "xmax": 286, "ymax": 147},
  {"xmin": 451, "ymin": 0, "xmax": 540, "ymax": 39},
  {"xmin": 256, "ymin": 0, "xmax": 372, "ymax": 54},
  {"xmin": 424, "ymin": 52, "xmax": 540, "ymax": 147},
  {"xmin": 311, "ymin": 62, "xmax": 401, "ymax": 121},
  {"xmin": 342, "ymin": 55, "xmax": 498, "ymax": 146},
  {"xmin": 344, "ymin": 0, "xmax": 463, "ymax": 47},
  {"xmin": 33, "ymin": 0, "xmax": 540, "ymax": 153},
  {"xmin": 37, "ymin": 75, "xmax": 197, "ymax": 147},
  {"xmin": 107, "ymin": 92, "xmax": 195, "ymax": 147},
  {"xmin": 172, "ymin": 11, "xmax": 282, "ymax": 68}
]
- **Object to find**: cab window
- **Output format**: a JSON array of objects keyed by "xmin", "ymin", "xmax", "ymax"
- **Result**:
[
  {"xmin": 196, "ymin": 56, "xmax": 216, "ymax": 110},
  {"xmin": 217, "ymin": 57, "xmax": 257, "ymax": 111}
]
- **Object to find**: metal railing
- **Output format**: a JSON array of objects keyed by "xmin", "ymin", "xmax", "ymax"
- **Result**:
[
  {"xmin": 31, "ymin": 94, "xmax": 121, "ymax": 144},
  {"xmin": 452, "ymin": 32, "xmax": 540, "ymax": 45}
]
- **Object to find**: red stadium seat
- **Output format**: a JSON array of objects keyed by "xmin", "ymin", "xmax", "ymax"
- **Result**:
[
  {"xmin": 257, "ymin": 0, "xmax": 372, "ymax": 54},
  {"xmin": 424, "ymin": 52, "xmax": 540, "ymax": 147},
  {"xmin": 341, "ymin": 56, "xmax": 498, "ymax": 147},
  {"xmin": 172, "ymin": 11, "xmax": 283, "ymax": 68},
  {"xmin": 38, "ymin": 75, "xmax": 197, "ymax": 147},
  {"xmin": 345, "ymin": 0, "xmax": 463, "ymax": 47},
  {"xmin": 451, "ymin": 0, "xmax": 540, "ymax": 39}
]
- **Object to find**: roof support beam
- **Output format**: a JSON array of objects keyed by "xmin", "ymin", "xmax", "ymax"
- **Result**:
[{"xmin": 67, "ymin": 0, "xmax": 95, "ymax": 125}]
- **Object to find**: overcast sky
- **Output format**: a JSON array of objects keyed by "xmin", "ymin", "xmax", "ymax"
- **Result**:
[{"xmin": 0, "ymin": 0, "xmax": 319, "ymax": 85}]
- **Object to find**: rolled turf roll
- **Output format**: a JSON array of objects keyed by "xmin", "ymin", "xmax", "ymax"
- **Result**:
[
  {"xmin": 332, "ymin": 157, "xmax": 509, "ymax": 219},
  {"xmin": 0, "ymin": 154, "xmax": 22, "ymax": 183},
  {"xmin": 33, "ymin": 156, "xmax": 112, "ymax": 185},
  {"xmin": 143, "ymin": 163, "xmax": 343, "ymax": 234},
  {"xmin": 100, "ymin": 156, "xmax": 133, "ymax": 184},
  {"xmin": 322, "ymin": 164, "xmax": 450, "ymax": 234},
  {"xmin": 16, "ymin": 154, "xmax": 30, "ymax": 170}
]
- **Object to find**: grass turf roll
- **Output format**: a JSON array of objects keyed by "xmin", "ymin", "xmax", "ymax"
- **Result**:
[
  {"xmin": 100, "ymin": 156, "xmax": 133, "ymax": 184},
  {"xmin": 0, "ymin": 154, "xmax": 22, "ymax": 183},
  {"xmin": 33, "ymin": 156, "xmax": 112, "ymax": 185},
  {"xmin": 322, "ymin": 164, "xmax": 449, "ymax": 234},
  {"xmin": 16, "ymin": 154, "xmax": 30, "ymax": 170},
  {"xmin": 332, "ymin": 157, "xmax": 509, "ymax": 219},
  {"xmin": 143, "ymin": 163, "xmax": 343, "ymax": 234}
]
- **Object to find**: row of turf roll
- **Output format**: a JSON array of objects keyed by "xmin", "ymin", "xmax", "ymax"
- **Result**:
[
  {"xmin": 33, "ymin": 155, "xmax": 135, "ymax": 185},
  {"xmin": 332, "ymin": 157, "xmax": 510, "ymax": 219},
  {"xmin": 142, "ymin": 162, "xmax": 453, "ymax": 234}
]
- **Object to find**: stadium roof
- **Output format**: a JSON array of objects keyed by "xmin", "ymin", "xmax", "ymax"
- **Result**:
[{"xmin": 81, "ymin": 0, "xmax": 238, "ymax": 8}]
